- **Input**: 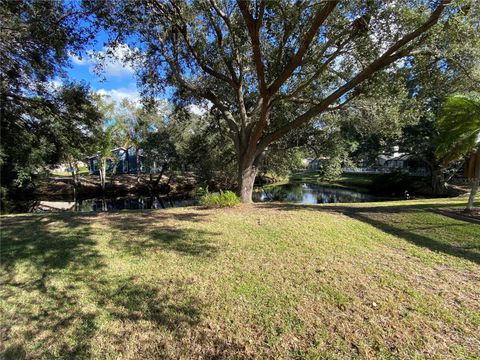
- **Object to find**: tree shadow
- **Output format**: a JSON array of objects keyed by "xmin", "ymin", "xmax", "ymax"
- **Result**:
[
  {"xmin": 1, "ymin": 213, "xmax": 103, "ymax": 358},
  {"xmin": 0, "ymin": 213, "xmax": 103, "ymax": 278},
  {"xmin": 256, "ymin": 202, "xmax": 480, "ymax": 265},
  {"xmin": 0, "ymin": 211, "xmax": 216, "ymax": 359},
  {"xmin": 105, "ymin": 211, "xmax": 220, "ymax": 257},
  {"xmin": 94, "ymin": 276, "xmax": 202, "ymax": 330}
]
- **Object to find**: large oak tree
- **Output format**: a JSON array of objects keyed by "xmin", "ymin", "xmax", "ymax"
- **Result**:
[{"xmin": 91, "ymin": 0, "xmax": 478, "ymax": 202}]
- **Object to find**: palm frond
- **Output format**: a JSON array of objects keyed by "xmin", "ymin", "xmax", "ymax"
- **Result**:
[{"xmin": 435, "ymin": 93, "xmax": 480, "ymax": 164}]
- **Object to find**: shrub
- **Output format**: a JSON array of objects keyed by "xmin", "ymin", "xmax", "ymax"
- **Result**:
[{"xmin": 199, "ymin": 190, "xmax": 240, "ymax": 208}]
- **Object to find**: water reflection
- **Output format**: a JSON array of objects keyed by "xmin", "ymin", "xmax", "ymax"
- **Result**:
[
  {"xmin": 253, "ymin": 183, "xmax": 376, "ymax": 204},
  {"xmin": 26, "ymin": 195, "xmax": 195, "ymax": 213},
  {"xmin": 9, "ymin": 183, "xmax": 385, "ymax": 214}
]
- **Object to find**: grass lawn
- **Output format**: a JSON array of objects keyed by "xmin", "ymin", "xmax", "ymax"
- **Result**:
[{"xmin": 1, "ymin": 197, "xmax": 479, "ymax": 359}]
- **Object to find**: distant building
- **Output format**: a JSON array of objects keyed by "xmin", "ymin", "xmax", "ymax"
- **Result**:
[{"xmin": 87, "ymin": 147, "xmax": 144, "ymax": 175}]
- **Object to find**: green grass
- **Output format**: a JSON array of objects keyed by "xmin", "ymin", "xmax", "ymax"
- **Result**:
[
  {"xmin": 1, "ymin": 197, "xmax": 479, "ymax": 359},
  {"xmin": 287, "ymin": 171, "xmax": 378, "ymax": 192}
]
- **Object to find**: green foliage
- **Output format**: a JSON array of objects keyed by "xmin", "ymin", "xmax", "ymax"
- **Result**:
[
  {"xmin": 369, "ymin": 171, "xmax": 419, "ymax": 197},
  {"xmin": 141, "ymin": 129, "xmax": 178, "ymax": 173},
  {"xmin": 260, "ymin": 148, "xmax": 305, "ymax": 178},
  {"xmin": 180, "ymin": 117, "xmax": 237, "ymax": 188},
  {"xmin": 0, "ymin": 1, "xmax": 97, "ymax": 190},
  {"xmin": 199, "ymin": 190, "xmax": 240, "ymax": 208},
  {"xmin": 1, "ymin": 82, "xmax": 101, "ymax": 189},
  {"xmin": 435, "ymin": 93, "xmax": 480, "ymax": 164},
  {"xmin": 88, "ymin": 0, "xmax": 479, "ymax": 202}
]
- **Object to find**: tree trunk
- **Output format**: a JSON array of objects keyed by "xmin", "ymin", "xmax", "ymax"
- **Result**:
[
  {"xmin": 238, "ymin": 165, "xmax": 257, "ymax": 203},
  {"xmin": 136, "ymin": 149, "xmax": 141, "ymax": 183},
  {"xmin": 237, "ymin": 150, "xmax": 262, "ymax": 203},
  {"xmin": 70, "ymin": 162, "xmax": 79, "ymax": 189},
  {"xmin": 100, "ymin": 159, "xmax": 106, "ymax": 192},
  {"xmin": 465, "ymin": 177, "xmax": 479, "ymax": 212},
  {"xmin": 431, "ymin": 169, "xmax": 447, "ymax": 195},
  {"xmin": 70, "ymin": 163, "xmax": 79, "ymax": 208},
  {"xmin": 236, "ymin": 144, "xmax": 269, "ymax": 203}
]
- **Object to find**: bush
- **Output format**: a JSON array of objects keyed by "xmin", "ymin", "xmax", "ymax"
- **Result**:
[{"xmin": 199, "ymin": 190, "xmax": 240, "ymax": 208}]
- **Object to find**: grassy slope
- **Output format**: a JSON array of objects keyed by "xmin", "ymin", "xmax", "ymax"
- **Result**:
[{"xmin": 1, "ymin": 198, "xmax": 479, "ymax": 359}]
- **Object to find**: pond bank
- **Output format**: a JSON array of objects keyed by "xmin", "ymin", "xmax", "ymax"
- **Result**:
[
  {"xmin": 33, "ymin": 173, "xmax": 197, "ymax": 198},
  {"xmin": 3, "ymin": 171, "xmax": 469, "ymax": 214}
]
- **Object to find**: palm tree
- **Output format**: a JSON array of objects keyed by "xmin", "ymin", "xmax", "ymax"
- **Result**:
[{"xmin": 436, "ymin": 93, "xmax": 480, "ymax": 212}]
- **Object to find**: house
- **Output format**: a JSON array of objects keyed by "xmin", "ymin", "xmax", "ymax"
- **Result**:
[
  {"xmin": 377, "ymin": 153, "xmax": 411, "ymax": 169},
  {"xmin": 87, "ymin": 147, "xmax": 144, "ymax": 175},
  {"xmin": 376, "ymin": 147, "xmax": 428, "ymax": 174},
  {"xmin": 343, "ymin": 146, "xmax": 429, "ymax": 176}
]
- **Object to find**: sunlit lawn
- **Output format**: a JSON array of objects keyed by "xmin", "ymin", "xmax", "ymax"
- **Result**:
[{"xmin": 1, "ymin": 197, "xmax": 479, "ymax": 359}]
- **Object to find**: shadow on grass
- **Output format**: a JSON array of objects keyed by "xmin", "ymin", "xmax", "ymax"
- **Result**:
[
  {"xmin": 103, "ymin": 211, "xmax": 220, "ymax": 257},
  {"xmin": 95, "ymin": 276, "xmax": 202, "ymax": 328},
  {"xmin": 0, "ymin": 210, "xmax": 217, "ymax": 359},
  {"xmin": 0, "ymin": 213, "xmax": 103, "ymax": 278},
  {"xmin": 1, "ymin": 213, "xmax": 103, "ymax": 358},
  {"xmin": 257, "ymin": 202, "xmax": 480, "ymax": 265}
]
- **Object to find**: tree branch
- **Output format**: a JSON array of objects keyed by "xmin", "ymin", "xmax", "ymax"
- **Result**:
[
  {"xmin": 257, "ymin": 0, "xmax": 451, "ymax": 153},
  {"xmin": 268, "ymin": 0, "xmax": 339, "ymax": 96},
  {"xmin": 237, "ymin": 0, "xmax": 267, "ymax": 97}
]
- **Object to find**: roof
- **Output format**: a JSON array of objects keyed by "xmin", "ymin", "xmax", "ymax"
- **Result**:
[{"xmin": 378, "ymin": 153, "xmax": 411, "ymax": 161}]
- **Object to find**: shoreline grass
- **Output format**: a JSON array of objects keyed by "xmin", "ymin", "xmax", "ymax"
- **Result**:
[{"xmin": 1, "ymin": 197, "xmax": 479, "ymax": 359}]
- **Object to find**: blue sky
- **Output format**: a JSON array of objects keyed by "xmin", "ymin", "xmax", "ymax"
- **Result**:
[
  {"xmin": 61, "ymin": 30, "xmax": 205, "ymax": 116},
  {"xmin": 63, "ymin": 30, "xmax": 140, "ymax": 104}
]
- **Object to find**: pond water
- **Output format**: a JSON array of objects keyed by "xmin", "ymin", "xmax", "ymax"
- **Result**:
[
  {"xmin": 8, "ymin": 182, "xmax": 390, "ymax": 213},
  {"xmin": 13, "ymin": 195, "xmax": 196, "ymax": 214},
  {"xmin": 253, "ymin": 182, "xmax": 380, "ymax": 204}
]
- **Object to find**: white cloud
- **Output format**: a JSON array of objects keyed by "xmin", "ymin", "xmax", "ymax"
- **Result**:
[
  {"xmin": 88, "ymin": 44, "xmax": 136, "ymax": 78},
  {"xmin": 96, "ymin": 86, "xmax": 140, "ymax": 105},
  {"xmin": 187, "ymin": 101, "xmax": 213, "ymax": 116}
]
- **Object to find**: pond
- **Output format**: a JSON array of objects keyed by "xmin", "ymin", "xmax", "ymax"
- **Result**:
[
  {"xmin": 10, "ymin": 194, "xmax": 196, "ymax": 214},
  {"xmin": 6, "ymin": 178, "xmax": 402, "ymax": 214},
  {"xmin": 7, "ymin": 182, "xmax": 392, "ymax": 214},
  {"xmin": 252, "ymin": 182, "xmax": 382, "ymax": 204}
]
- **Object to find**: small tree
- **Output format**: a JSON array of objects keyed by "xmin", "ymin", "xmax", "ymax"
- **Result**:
[
  {"xmin": 436, "ymin": 93, "xmax": 480, "ymax": 212},
  {"xmin": 114, "ymin": 99, "xmax": 149, "ymax": 181},
  {"xmin": 141, "ymin": 129, "xmax": 178, "ymax": 190},
  {"xmin": 95, "ymin": 126, "xmax": 117, "ymax": 192},
  {"xmin": 54, "ymin": 83, "xmax": 102, "ymax": 194},
  {"xmin": 1, "ymin": 1, "xmax": 95, "ymax": 191}
]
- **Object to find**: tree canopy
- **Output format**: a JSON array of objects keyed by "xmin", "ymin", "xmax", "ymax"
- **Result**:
[
  {"xmin": 89, "ymin": 0, "xmax": 480, "ymax": 202},
  {"xmin": 436, "ymin": 93, "xmax": 480, "ymax": 163},
  {"xmin": 0, "ymin": 0, "xmax": 99, "ymax": 193}
]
